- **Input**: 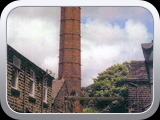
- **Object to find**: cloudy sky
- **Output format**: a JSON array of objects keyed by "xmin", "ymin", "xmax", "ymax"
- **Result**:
[{"xmin": 7, "ymin": 7, "xmax": 153, "ymax": 87}]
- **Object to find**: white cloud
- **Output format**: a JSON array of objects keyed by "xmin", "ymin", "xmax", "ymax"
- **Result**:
[
  {"xmin": 7, "ymin": 7, "xmax": 153, "ymax": 87},
  {"xmin": 81, "ymin": 19, "xmax": 151, "ymax": 87},
  {"xmin": 7, "ymin": 11, "xmax": 59, "ymax": 71},
  {"xmin": 41, "ymin": 56, "xmax": 59, "ymax": 77},
  {"xmin": 81, "ymin": 7, "xmax": 153, "ymax": 24}
]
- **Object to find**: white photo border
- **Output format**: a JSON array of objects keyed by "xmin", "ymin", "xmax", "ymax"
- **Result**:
[{"xmin": 0, "ymin": 0, "xmax": 160, "ymax": 120}]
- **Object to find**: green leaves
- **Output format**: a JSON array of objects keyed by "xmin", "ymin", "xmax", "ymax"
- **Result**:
[
  {"xmin": 82, "ymin": 61, "xmax": 130, "ymax": 113},
  {"xmin": 83, "ymin": 107, "xmax": 98, "ymax": 113}
]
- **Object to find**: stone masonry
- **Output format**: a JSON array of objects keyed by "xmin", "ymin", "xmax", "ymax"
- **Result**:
[
  {"xmin": 127, "ymin": 61, "xmax": 151, "ymax": 113},
  {"xmin": 7, "ymin": 45, "xmax": 54, "ymax": 113},
  {"xmin": 127, "ymin": 42, "xmax": 153, "ymax": 113}
]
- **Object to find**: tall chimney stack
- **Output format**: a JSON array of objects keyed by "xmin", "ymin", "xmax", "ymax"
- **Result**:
[{"xmin": 58, "ymin": 7, "xmax": 81, "ymax": 100}]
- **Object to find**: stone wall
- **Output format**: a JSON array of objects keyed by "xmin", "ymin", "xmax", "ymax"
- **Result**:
[
  {"xmin": 7, "ymin": 45, "xmax": 54, "ymax": 113},
  {"xmin": 52, "ymin": 81, "xmax": 70, "ymax": 113},
  {"xmin": 127, "ymin": 61, "xmax": 152, "ymax": 113},
  {"xmin": 128, "ymin": 82, "xmax": 151, "ymax": 113}
]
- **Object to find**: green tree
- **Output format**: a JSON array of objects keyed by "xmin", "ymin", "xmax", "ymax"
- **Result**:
[{"xmin": 82, "ymin": 62, "xmax": 130, "ymax": 113}]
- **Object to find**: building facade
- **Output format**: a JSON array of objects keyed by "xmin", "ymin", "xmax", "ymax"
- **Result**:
[
  {"xmin": 127, "ymin": 42, "xmax": 153, "ymax": 113},
  {"xmin": 7, "ymin": 7, "xmax": 82, "ymax": 113},
  {"xmin": 7, "ymin": 45, "xmax": 54, "ymax": 113},
  {"xmin": 51, "ymin": 79, "xmax": 69, "ymax": 113}
]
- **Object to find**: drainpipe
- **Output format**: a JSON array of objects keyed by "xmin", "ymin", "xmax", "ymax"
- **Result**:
[
  {"xmin": 41, "ymin": 73, "xmax": 48, "ymax": 112},
  {"xmin": 41, "ymin": 74, "xmax": 44, "ymax": 113},
  {"xmin": 41, "ymin": 70, "xmax": 52, "ymax": 113},
  {"xmin": 129, "ymin": 82, "xmax": 139, "ymax": 112},
  {"xmin": 23, "ymin": 61, "xmax": 27, "ymax": 112},
  {"xmin": 136, "ymin": 86, "xmax": 139, "ymax": 112}
]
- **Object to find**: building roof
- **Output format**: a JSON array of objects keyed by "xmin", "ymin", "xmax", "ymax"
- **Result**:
[
  {"xmin": 141, "ymin": 42, "xmax": 153, "ymax": 49},
  {"xmin": 7, "ymin": 44, "xmax": 54, "ymax": 80},
  {"xmin": 141, "ymin": 42, "xmax": 153, "ymax": 62},
  {"xmin": 52, "ymin": 79, "xmax": 64, "ymax": 99},
  {"xmin": 127, "ymin": 60, "xmax": 148, "ymax": 80}
]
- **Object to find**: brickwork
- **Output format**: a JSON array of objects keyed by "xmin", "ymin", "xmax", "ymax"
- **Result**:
[
  {"xmin": 127, "ymin": 42, "xmax": 153, "ymax": 113},
  {"xmin": 128, "ymin": 82, "xmax": 151, "ymax": 112},
  {"xmin": 127, "ymin": 60, "xmax": 152, "ymax": 113},
  {"xmin": 58, "ymin": 7, "xmax": 81, "ymax": 95},
  {"xmin": 7, "ymin": 45, "xmax": 54, "ymax": 113},
  {"xmin": 58, "ymin": 7, "xmax": 82, "ymax": 113}
]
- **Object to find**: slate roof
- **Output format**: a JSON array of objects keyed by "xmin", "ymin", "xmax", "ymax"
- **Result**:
[
  {"xmin": 141, "ymin": 42, "xmax": 153, "ymax": 49},
  {"xmin": 127, "ymin": 60, "xmax": 148, "ymax": 80},
  {"xmin": 52, "ymin": 79, "xmax": 64, "ymax": 99},
  {"xmin": 141, "ymin": 42, "xmax": 153, "ymax": 62}
]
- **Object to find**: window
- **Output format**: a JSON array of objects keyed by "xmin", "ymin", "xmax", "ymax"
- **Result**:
[
  {"xmin": 13, "ymin": 55, "xmax": 21, "ymax": 69},
  {"xmin": 12, "ymin": 69, "xmax": 19, "ymax": 89},
  {"xmin": 29, "ymin": 70, "xmax": 35, "ymax": 97},
  {"xmin": 43, "ymin": 79, "xmax": 48, "ymax": 103}
]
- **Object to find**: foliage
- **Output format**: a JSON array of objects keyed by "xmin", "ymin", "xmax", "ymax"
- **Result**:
[
  {"xmin": 81, "ymin": 62, "xmax": 130, "ymax": 113},
  {"xmin": 83, "ymin": 107, "xmax": 98, "ymax": 113}
]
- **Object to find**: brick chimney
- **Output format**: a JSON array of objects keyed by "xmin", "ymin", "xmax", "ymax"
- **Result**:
[{"xmin": 58, "ymin": 7, "xmax": 82, "ymax": 112}]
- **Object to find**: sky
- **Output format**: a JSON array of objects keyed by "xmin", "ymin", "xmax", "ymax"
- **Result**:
[{"xmin": 7, "ymin": 7, "xmax": 153, "ymax": 87}]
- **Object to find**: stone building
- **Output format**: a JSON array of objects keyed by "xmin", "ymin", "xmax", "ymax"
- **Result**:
[
  {"xmin": 51, "ymin": 78, "xmax": 69, "ymax": 113},
  {"xmin": 7, "ymin": 44, "xmax": 54, "ymax": 113},
  {"xmin": 7, "ymin": 7, "xmax": 82, "ymax": 113},
  {"xmin": 127, "ymin": 41, "xmax": 153, "ymax": 113}
]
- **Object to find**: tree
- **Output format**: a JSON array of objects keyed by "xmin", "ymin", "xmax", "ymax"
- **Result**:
[{"xmin": 82, "ymin": 62, "xmax": 130, "ymax": 113}]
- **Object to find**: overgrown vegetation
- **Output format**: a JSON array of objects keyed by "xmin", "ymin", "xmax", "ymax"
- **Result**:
[{"xmin": 81, "ymin": 62, "xmax": 130, "ymax": 113}]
